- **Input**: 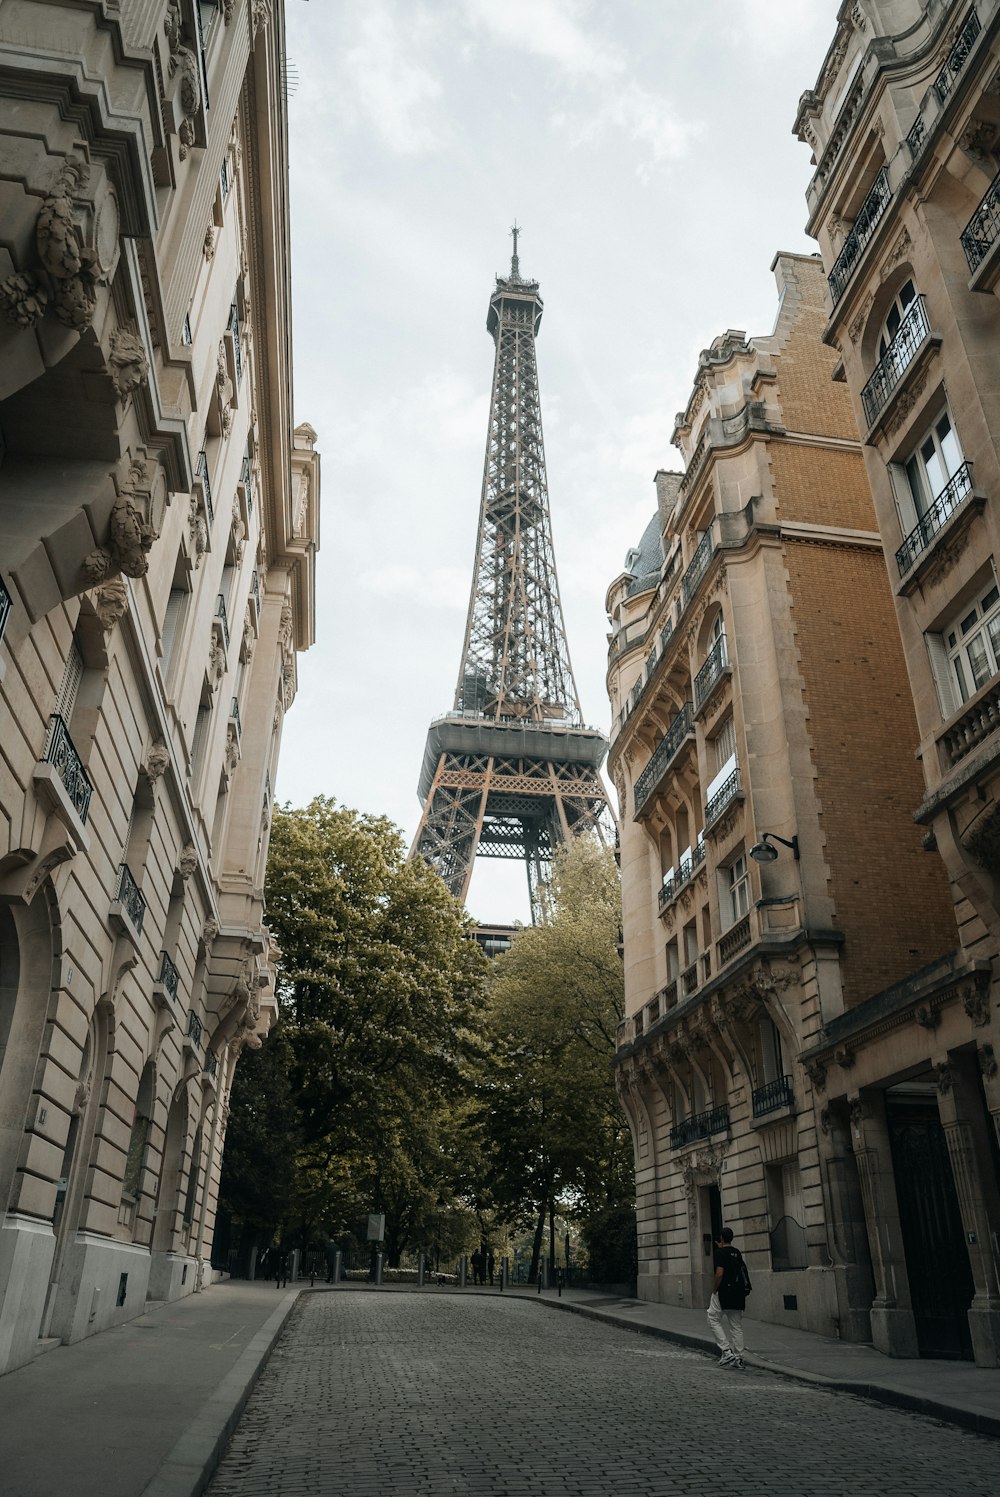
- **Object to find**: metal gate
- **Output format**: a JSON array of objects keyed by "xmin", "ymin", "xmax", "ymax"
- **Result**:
[{"xmin": 885, "ymin": 1094, "xmax": 974, "ymax": 1360}]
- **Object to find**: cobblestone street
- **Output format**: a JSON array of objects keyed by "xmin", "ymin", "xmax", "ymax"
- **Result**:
[{"xmin": 207, "ymin": 1292, "xmax": 996, "ymax": 1497}]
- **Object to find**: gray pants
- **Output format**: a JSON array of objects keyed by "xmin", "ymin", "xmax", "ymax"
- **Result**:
[{"xmin": 707, "ymin": 1293, "xmax": 744, "ymax": 1355}]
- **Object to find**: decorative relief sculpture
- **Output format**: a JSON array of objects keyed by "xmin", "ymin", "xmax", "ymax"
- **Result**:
[
  {"xmin": 880, "ymin": 229, "xmax": 912, "ymax": 283},
  {"xmin": 0, "ymin": 156, "xmax": 114, "ymax": 333},
  {"xmin": 201, "ymin": 916, "xmax": 219, "ymax": 946},
  {"xmin": 144, "ymin": 740, "xmax": 170, "ymax": 781},
  {"xmin": 848, "ymin": 1096, "xmax": 864, "ymax": 1129},
  {"xmin": 189, "ymin": 493, "xmax": 208, "ymax": 568},
  {"xmin": 979, "ymin": 1043, "xmax": 997, "ymax": 1080},
  {"xmin": 804, "ymin": 1059, "xmax": 827, "ymax": 1092},
  {"xmin": 834, "ymin": 1046, "xmax": 855, "ymax": 1070},
  {"xmin": 225, "ymin": 724, "xmax": 239, "ymax": 774},
  {"xmin": 914, "ymin": 1002, "xmax": 940, "ymax": 1030},
  {"xmin": 934, "ymin": 1061, "xmax": 953, "ymax": 1094},
  {"xmin": 885, "ymin": 368, "xmax": 928, "ymax": 436},
  {"xmin": 82, "ymin": 457, "xmax": 161, "ymax": 583},
  {"xmin": 204, "ymin": 224, "xmax": 218, "ymax": 261},
  {"xmin": 108, "ymin": 325, "xmax": 149, "ymax": 401},
  {"xmin": 231, "ymin": 495, "xmax": 246, "ymax": 564},
  {"xmin": 0, "ymin": 273, "xmax": 49, "ymax": 328},
  {"xmin": 960, "ymin": 971, "xmax": 992, "ymax": 1027},
  {"xmin": 210, "ymin": 636, "xmax": 226, "ymax": 685},
  {"xmin": 251, "ymin": 0, "xmax": 272, "ymax": 35},
  {"xmin": 217, "ymin": 341, "xmax": 234, "ymax": 436},
  {"xmin": 178, "ymin": 843, "xmax": 198, "ymax": 880},
  {"xmin": 92, "ymin": 578, "xmax": 129, "ymax": 632},
  {"xmin": 165, "ymin": 2, "xmax": 201, "ymax": 158}
]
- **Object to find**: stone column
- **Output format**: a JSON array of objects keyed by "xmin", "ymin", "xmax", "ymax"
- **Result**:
[
  {"xmin": 936, "ymin": 1052, "xmax": 1000, "ymax": 1367},
  {"xmin": 849, "ymin": 1089, "xmax": 919, "ymax": 1358},
  {"xmin": 817, "ymin": 1098, "xmax": 875, "ymax": 1342}
]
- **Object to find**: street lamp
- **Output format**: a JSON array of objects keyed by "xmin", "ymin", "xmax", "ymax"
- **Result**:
[{"xmin": 749, "ymin": 832, "xmax": 800, "ymax": 864}]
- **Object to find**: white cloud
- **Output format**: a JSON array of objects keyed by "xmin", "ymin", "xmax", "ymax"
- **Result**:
[
  {"xmin": 339, "ymin": 3, "xmax": 446, "ymax": 154},
  {"xmin": 357, "ymin": 562, "xmax": 470, "ymax": 609}
]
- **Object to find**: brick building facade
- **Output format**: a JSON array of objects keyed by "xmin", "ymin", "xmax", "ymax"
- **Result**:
[
  {"xmin": 793, "ymin": 0, "xmax": 1000, "ymax": 1365},
  {"xmin": 608, "ymin": 253, "xmax": 958, "ymax": 1348},
  {"xmin": 0, "ymin": 2, "xmax": 319, "ymax": 1374}
]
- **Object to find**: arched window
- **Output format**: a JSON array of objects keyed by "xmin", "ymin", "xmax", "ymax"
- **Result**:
[{"xmin": 878, "ymin": 277, "xmax": 916, "ymax": 359}]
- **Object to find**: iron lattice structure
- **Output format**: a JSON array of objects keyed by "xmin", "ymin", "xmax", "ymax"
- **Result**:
[{"xmin": 412, "ymin": 235, "xmax": 615, "ymax": 920}]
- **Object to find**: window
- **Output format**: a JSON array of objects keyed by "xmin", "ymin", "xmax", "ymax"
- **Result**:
[
  {"xmin": 904, "ymin": 409, "xmax": 964, "ymax": 518},
  {"xmin": 713, "ymin": 715, "xmax": 736, "ymax": 775},
  {"xmin": 758, "ymin": 1017, "xmax": 784, "ymax": 1084},
  {"xmin": 725, "ymin": 853, "xmax": 750, "ymax": 927},
  {"xmin": 943, "ymin": 580, "xmax": 1000, "ymax": 705},
  {"xmin": 682, "ymin": 919, "xmax": 698, "ymax": 970},
  {"xmin": 877, "ymin": 278, "xmax": 916, "ymax": 359},
  {"xmin": 766, "ymin": 1161, "xmax": 807, "ymax": 1271}
]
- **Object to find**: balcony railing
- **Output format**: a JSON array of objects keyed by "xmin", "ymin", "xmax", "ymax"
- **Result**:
[
  {"xmin": 961, "ymin": 166, "xmax": 1000, "ymax": 274},
  {"xmin": 895, "ymin": 461, "xmax": 974, "ymax": 576},
  {"xmin": 659, "ymin": 618, "xmax": 674, "ymax": 653},
  {"xmin": 753, "ymin": 1075, "xmax": 795, "ymax": 1117},
  {"xmin": 633, "ymin": 703, "xmax": 694, "ymax": 817},
  {"xmin": 215, "ymin": 594, "xmax": 230, "ymax": 648},
  {"xmin": 681, "ymin": 961, "xmax": 699, "ymax": 998},
  {"xmin": 828, "ymin": 169, "xmax": 891, "ymax": 305},
  {"xmin": 44, "ymin": 714, "xmax": 93, "ymax": 824},
  {"xmin": 158, "ymin": 950, "xmax": 180, "ymax": 1004},
  {"xmin": 860, "ymin": 296, "xmax": 931, "ymax": 428},
  {"xmin": 230, "ymin": 696, "xmax": 242, "ymax": 736},
  {"xmin": 187, "ymin": 1010, "xmax": 203, "ymax": 1048},
  {"xmin": 933, "ymin": 9, "xmax": 981, "ymax": 106},
  {"xmin": 116, "ymin": 864, "xmax": 146, "ymax": 936},
  {"xmin": 718, "ymin": 913, "xmax": 752, "ymax": 966},
  {"xmin": 670, "ymin": 1103, "xmax": 730, "ymax": 1150},
  {"xmin": 941, "ymin": 678, "xmax": 1000, "ymax": 766},
  {"xmin": 694, "ymin": 635, "xmax": 728, "ymax": 708},
  {"xmin": 205, "ymin": 1049, "xmax": 218, "ymax": 1079},
  {"xmin": 250, "ymin": 568, "xmax": 261, "ymax": 612},
  {"xmin": 906, "ymin": 114, "xmax": 926, "ymax": 158},
  {"xmin": 0, "ymin": 575, "xmax": 11, "ymax": 645},
  {"xmin": 196, "ymin": 449, "xmax": 213, "ymax": 524},
  {"xmin": 705, "ymin": 766, "xmax": 741, "ymax": 827},
  {"xmin": 229, "ymin": 298, "xmax": 243, "ymax": 382},
  {"xmin": 680, "ymin": 528, "xmax": 715, "ymax": 610}
]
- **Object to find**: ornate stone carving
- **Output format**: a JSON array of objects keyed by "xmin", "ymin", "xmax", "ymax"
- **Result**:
[
  {"xmin": 0, "ymin": 272, "xmax": 49, "ymax": 328},
  {"xmin": 819, "ymin": 1105, "xmax": 832, "ymax": 1134},
  {"xmin": 251, "ymin": 0, "xmax": 272, "ymax": 35},
  {"xmin": 165, "ymin": 2, "xmax": 201, "ymax": 158},
  {"xmin": 834, "ymin": 1046, "xmax": 855, "ymax": 1071},
  {"xmin": 178, "ymin": 843, "xmax": 198, "ymax": 881},
  {"xmin": 279, "ymin": 603, "xmax": 294, "ymax": 648},
  {"xmin": 204, "ymin": 224, "xmax": 218, "ymax": 261},
  {"xmin": 82, "ymin": 458, "xmax": 161, "ymax": 583},
  {"xmin": 848, "ymin": 292, "xmax": 874, "ymax": 345},
  {"xmin": 232, "ymin": 495, "xmax": 246, "ymax": 565},
  {"xmin": 914, "ymin": 1002, "xmax": 940, "ymax": 1030},
  {"xmin": 72, "ymin": 1077, "xmax": 92, "ymax": 1117},
  {"xmin": 848, "ymin": 1096, "xmax": 864, "ymax": 1129},
  {"xmin": 885, "ymin": 368, "xmax": 928, "ymax": 437},
  {"xmin": 934, "ymin": 1062, "xmax": 953, "ymax": 1094},
  {"xmin": 217, "ymin": 341, "xmax": 234, "ymax": 436},
  {"xmin": 880, "ymin": 229, "xmax": 912, "ymax": 282},
  {"xmin": 851, "ymin": 2, "xmax": 866, "ymax": 30},
  {"xmin": 210, "ymin": 637, "xmax": 226, "ymax": 684},
  {"xmin": 962, "ymin": 802, "xmax": 1000, "ymax": 877},
  {"xmin": 959, "ymin": 119, "xmax": 996, "ymax": 158},
  {"xmin": 145, "ymin": 740, "xmax": 170, "ymax": 781},
  {"xmin": 202, "ymin": 916, "xmax": 219, "ymax": 946},
  {"xmin": 804, "ymin": 1059, "xmax": 826, "ymax": 1092},
  {"xmin": 225, "ymin": 724, "xmax": 239, "ymax": 774},
  {"xmin": 92, "ymin": 578, "xmax": 129, "ymax": 632},
  {"xmin": 960, "ymin": 971, "xmax": 992, "ymax": 1027},
  {"xmin": 243, "ymin": 616, "xmax": 255, "ymax": 663},
  {"xmin": 108, "ymin": 326, "xmax": 149, "ymax": 400},
  {"xmin": 189, "ymin": 493, "xmax": 208, "ymax": 569},
  {"xmin": 979, "ymin": 1043, "xmax": 997, "ymax": 1080}
]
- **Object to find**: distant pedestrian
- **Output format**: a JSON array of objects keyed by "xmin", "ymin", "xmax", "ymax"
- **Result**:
[
  {"xmin": 707, "ymin": 1227, "xmax": 751, "ymax": 1369},
  {"xmin": 324, "ymin": 1240, "xmax": 338, "ymax": 1283},
  {"xmin": 275, "ymin": 1247, "xmax": 289, "ymax": 1289},
  {"xmin": 471, "ymin": 1248, "xmax": 483, "ymax": 1285},
  {"xmin": 487, "ymin": 1251, "xmax": 495, "ymax": 1286}
]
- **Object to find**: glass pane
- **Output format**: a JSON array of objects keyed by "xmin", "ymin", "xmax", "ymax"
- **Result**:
[
  {"xmin": 886, "ymin": 303, "xmax": 901, "ymax": 338},
  {"xmin": 906, "ymin": 455, "xmax": 929, "ymax": 516},
  {"xmin": 938, "ymin": 416, "xmax": 963, "ymax": 482},
  {"xmin": 961, "ymin": 609, "xmax": 978, "ymax": 635},
  {"xmin": 967, "ymin": 631, "xmax": 991, "ymax": 690},
  {"xmin": 923, "ymin": 440, "xmax": 948, "ymax": 497},
  {"xmin": 984, "ymin": 586, "xmax": 1000, "ymax": 612},
  {"xmin": 987, "ymin": 613, "xmax": 1000, "ymax": 672},
  {"xmin": 953, "ymin": 655, "xmax": 969, "ymax": 702},
  {"xmin": 899, "ymin": 279, "xmax": 915, "ymax": 309}
]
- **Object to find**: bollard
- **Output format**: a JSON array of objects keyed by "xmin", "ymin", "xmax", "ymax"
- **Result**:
[
  {"xmin": 333, "ymin": 1249, "xmax": 342, "ymax": 1285},
  {"xmin": 375, "ymin": 1251, "xmax": 384, "ymax": 1286},
  {"xmin": 459, "ymin": 1254, "xmax": 467, "ymax": 1288},
  {"xmin": 417, "ymin": 1253, "xmax": 425, "ymax": 1287}
]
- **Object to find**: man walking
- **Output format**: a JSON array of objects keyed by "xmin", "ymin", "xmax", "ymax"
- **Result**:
[{"xmin": 707, "ymin": 1226, "xmax": 750, "ymax": 1370}]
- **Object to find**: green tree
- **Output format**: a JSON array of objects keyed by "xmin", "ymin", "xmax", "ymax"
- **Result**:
[
  {"xmin": 478, "ymin": 836, "xmax": 633, "ymax": 1280},
  {"xmin": 260, "ymin": 797, "xmax": 488, "ymax": 1260}
]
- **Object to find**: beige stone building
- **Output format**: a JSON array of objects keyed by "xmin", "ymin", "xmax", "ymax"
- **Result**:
[
  {"xmin": 791, "ymin": 0, "xmax": 1000, "ymax": 1364},
  {"xmin": 0, "ymin": 1, "xmax": 319, "ymax": 1374},
  {"xmin": 608, "ymin": 252, "xmax": 959, "ymax": 1352}
]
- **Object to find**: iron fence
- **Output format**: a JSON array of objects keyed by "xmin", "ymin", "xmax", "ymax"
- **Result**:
[
  {"xmin": 961, "ymin": 166, "xmax": 1000, "ymax": 273},
  {"xmin": 44, "ymin": 715, "xmax": 93, "ymax": 823},
  {"xmin": 933, "ymin": 8, "xmax": 981, "ymax": 105},
  {"xmin": 895, "ymin": 461, "xmax": 974, "ymax": 575},
  {"xmin": 116, "ymin": 863, "xmax": 146, "ymax": 935},
  {"xmin": 860, "ymin": 295, "xmax": 931, "ymax": 428},
  {"xmin": 752, "ymin": 1074, "xmax": 795, "ymax": 1117},
  {"xmin": 828, "ymin": 168, "xmax": 891, "ymax": 304}
]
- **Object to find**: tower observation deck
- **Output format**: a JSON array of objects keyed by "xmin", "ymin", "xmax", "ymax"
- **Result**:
[{"xmin": 411, "ymin": 231, "xmax": 615, "ymax": 920}]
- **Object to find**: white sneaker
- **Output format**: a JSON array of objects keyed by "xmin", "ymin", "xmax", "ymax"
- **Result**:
[{"xmin": 718, "ymin": 1351, "xmax": 736, "ymax": 1366}]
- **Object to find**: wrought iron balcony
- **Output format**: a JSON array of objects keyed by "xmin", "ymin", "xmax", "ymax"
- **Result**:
[
  {"xmin": 187, "ymin": 1010, "xmax": 203, "ymax": 1048},
  {"xmin": 0, "ymin": 574, "xmax": 11, "ymax": 646},
  {"xmin": 215, "ymin": 594, "xmax": 230, "ymax": 648},
  {"xmin": 694, "ymin": 635, "xmax": 728, "ymax": 708},
  {"xmin": 229, "ymin": 298, "xmax": 243, "ymax": 382},
  {"xmin": 241, "ymin": 448, "xmax": 254, "ymax": 514},
  {"xmin": 230, "ymin": 696, "xmax": 242, "ymax": 736},
  {"xmin": 828, "ymin": 169, "xmax": 891, "ymax": 305},
  {"xmin": 220, "ymin": 156, "xmax": 230, "ymax": 200},
  {"xmin": 933, "ymin": 9, "xmax": 981, "ymax": 106},
  {"xmin": 659, "ymin": 618, "xmax": 674, "ymax": 653},
  {"xmin": 906, "ymin": 115, "xmax": 926, "ymax": 158},
  {"xmin": 860, "ymin": 296, "xmax": 931, "ymax": 429},
  {"xmin": 670, "ymin": 1103, "xmax": 730, "ymax": 1150},
  {"xmin": 182, "ymin": 313, "xmax": 193, "ymax": 347},
  {"xmin": 158, "ymin": 950, "xmax": 180, "ymax": 1004},
  {"xmin": 250, "ymin": 568, "xmax": 261, "ymax": 612},
  {"xmin": 196, "ymin": 450, "xmax": 213, "ymax": 524},
  {"xmin": 753, "ymin": 1075, "xmax": 795, "ymax": 1117},
  {"xmin": 718, "ymin": 912, "xmax": 752, "ymax": 967},
  {"xmin": 116, "ymin": 864, "xmax": 146, "ymax": 936},
  {"xmin": 680, "ymin": 528, "xmax": 715, "ymax": 611},
  {"xmin": 43, "ymin": 714, "xmax": 93, "ymax": 824},
  {"xmin": 633, "ymin": 702, "xmax": 694, "ymax": 817},
  {"xmin": 961, "ymin": 166, "xmax": 1000, "ymax": 274},
  {"xmin": 264, "ymin": 767, "xmax": 272, "ymax": 803},
  {"xmin": 895, "ymin": 461, "xmax": 974, "ymax": 576},
  {"xmin": 205, "ymin": 1049, "xmax": 218, "ymax": 1079},
  {"xmin": 705, "ymin": 766, "xmax": 741, "ymax": 828}
]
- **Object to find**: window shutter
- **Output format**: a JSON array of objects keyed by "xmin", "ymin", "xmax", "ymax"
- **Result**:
[
  {"xmin": 926, "ymin": 631, "xmax": 959, "ymax": 719},
  {"xmin": 55, "ymin": 642, "xmax": 84, "ymax": 725}
]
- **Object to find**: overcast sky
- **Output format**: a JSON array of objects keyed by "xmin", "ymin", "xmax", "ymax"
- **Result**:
[{"xmin": 277, "ymin": 0, "xmax": 835, "ymax": 924}]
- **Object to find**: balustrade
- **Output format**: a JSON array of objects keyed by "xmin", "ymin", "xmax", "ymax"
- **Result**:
[
  {"xmin": 44, "ymin": 715, "xmax": 93, "ymax": 823},
  {"xmin": 895, "ymin": 461, "xmax": 974, "ymax": 576},
  {"xmin": 860, "ymin": 296, "xmax": 931, "ymax": 428},
  {"xmin": 694, "ymin": 635, "xmax": 728, "ymax": 708},
  {"xmin": 933, "ymin": 9, "xmax": 981, "ymax": 105},
  {"xmin": 962, "ymin": 166, "xmax": 1000, "ymax": 274},
  {"xmin": 115, "ymin": 863, "xmax": 146, "ymax": 935},
  {"xmin": 828, "ymin": 169, "xmax": 891, "ymax": 304},
  {"xmin": 752, "ymin": 1075, "xmax": 795, "ymax": 1117},
  {"xmin": 718, "ymin": 913, "xmax": 752, "ymax": 966},
  {"xmin": 158, "ymin": 950, "xmax": 180, "ymax": 1004},
  {"xmin": 633, "ymin": 703, "xmax": 694, "ymax": 817}
]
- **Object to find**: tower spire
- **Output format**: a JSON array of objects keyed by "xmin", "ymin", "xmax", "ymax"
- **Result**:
[{"xmin": 410, "ymin": 249, "xmax": 615, "ymax": 921}]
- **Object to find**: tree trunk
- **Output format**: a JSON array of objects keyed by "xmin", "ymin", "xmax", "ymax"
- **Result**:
[{"xmin": 529, "ymin": 1197, "xmax": 547, "ymax": 1280}]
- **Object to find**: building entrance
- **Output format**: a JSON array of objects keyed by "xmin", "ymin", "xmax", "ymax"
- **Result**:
[{"xmin": 885, "ymin": 1090, "xmax": 974, "ymax": 1360}]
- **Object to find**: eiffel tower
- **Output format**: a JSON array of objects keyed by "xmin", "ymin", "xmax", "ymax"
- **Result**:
[{"xmin": 412, "ymin": 229, "xmax": 614, "ymax": 921}]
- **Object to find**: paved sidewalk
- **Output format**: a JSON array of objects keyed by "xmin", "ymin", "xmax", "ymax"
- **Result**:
[
  {"xmin": 505, "ymin": 1283, "xmax": 1000, "ymax": 1437},
  {"xmin": 0, "ymin": 1279, "xmax": 298, "ymax": 1497}
]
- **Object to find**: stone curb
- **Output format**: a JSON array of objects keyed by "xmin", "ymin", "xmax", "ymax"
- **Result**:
[
  {"xmin": 140, "ymin": 1288, "xmax": 302, "ymax": 1497},
  {"xmin": 523, "ymin": 1295, "xmax": 1000, "ymax": 1441}
]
